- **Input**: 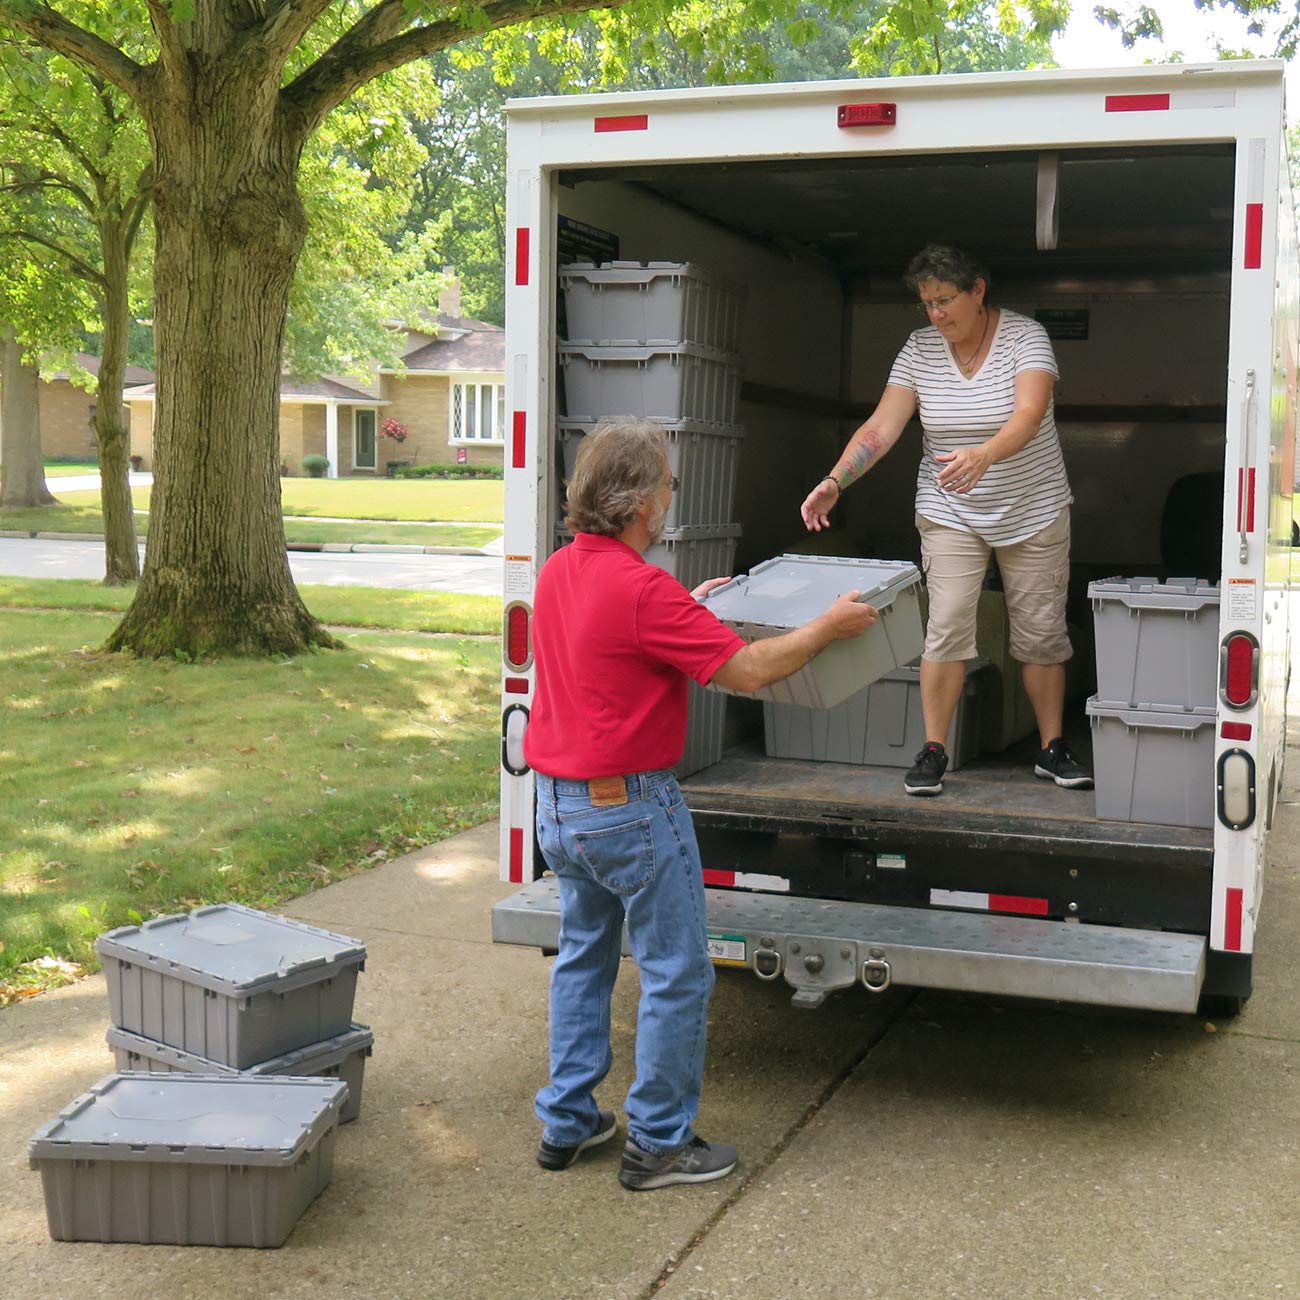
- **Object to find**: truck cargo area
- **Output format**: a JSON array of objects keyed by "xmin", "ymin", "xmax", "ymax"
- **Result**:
[{"xmin": 552, "ymin": 140, "xmax": 1232, "ymax": 921}]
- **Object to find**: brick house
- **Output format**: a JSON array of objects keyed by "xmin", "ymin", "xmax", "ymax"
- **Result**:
[
  {"xmin": 11, "ymin": 354, "xmax": 156, "ymax": 462},
  {"xmin": 125, "ymin": 289, "xmax": 506, "ymax": 478}
]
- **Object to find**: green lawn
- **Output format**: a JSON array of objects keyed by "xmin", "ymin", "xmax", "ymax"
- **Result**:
[
  {"xmin": 0, "ymin": 576, "xmax": 501, "ymax": 636},
  {"xmin": 48, "ymin": 478, "xmax": 504, "ymax": 523},
  {"xmin": 0, "ymin": 606, "xmax": 504, "ymax": 1004},
  {"xmin": 43, "ymin": 461, "xmax": 100, "ymax": 477},
  {"xmin": 0, "ymin": 502, "xmax": 498, "ymax": 548}
]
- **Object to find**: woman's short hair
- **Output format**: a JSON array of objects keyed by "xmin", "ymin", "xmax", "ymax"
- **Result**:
[
  {"xmin": 564, "ymin": 417, "xmax": 668, "ymax": 536},
  {"xmin": 904, "ymin": 243, "xmax": 991, "ymax": 296}
]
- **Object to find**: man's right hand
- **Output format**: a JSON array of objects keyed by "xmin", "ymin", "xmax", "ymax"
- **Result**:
[
  {"xmin": 800, "ymin": 479, "xmax": 840, "ymax": 532},
  {"xmin": 821, "ymin": 591, "xmax": 877, "ymax": 640}
]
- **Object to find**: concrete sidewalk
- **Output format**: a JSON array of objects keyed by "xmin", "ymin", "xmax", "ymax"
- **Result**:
[{"xmin": 4, "ymin": 801, "xmax": 1300, "ymax": 1296}]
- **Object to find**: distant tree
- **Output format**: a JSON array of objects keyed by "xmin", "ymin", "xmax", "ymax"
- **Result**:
[{"xmin": 0, "ymin": 29, "xmax": 152, "ymax": 577}]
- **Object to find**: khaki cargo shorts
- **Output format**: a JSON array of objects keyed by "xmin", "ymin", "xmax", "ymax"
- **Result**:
[{"xmin": 916, "ymin": 507, "xmax": 1073, "ymax": 665}]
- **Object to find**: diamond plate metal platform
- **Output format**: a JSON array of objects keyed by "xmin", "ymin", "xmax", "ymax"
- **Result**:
[{"xmin": 492, "ymin": 879, "xmax": 1207, "ymax": 1014}]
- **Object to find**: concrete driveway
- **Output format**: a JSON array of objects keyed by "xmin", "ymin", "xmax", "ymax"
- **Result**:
[{"xmin": 5, "ymin": 760, "xmax": 1300, "ymax": 1296}]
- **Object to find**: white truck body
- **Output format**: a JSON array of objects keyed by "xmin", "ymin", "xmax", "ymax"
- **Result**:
[{"xmin": 492, "ymin": 62, "xmax": 1297, "ymax": 1014}]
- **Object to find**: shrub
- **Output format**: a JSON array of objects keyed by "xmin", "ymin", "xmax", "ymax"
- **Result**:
[
  {"xmin": 393, "ymin": 463, "xmax": 503, "ymax": 480},
  {"xmin": 302, "ymin": 454, "xmax": 330, "ymax": 478}
]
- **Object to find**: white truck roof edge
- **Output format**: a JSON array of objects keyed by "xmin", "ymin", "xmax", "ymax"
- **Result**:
[{"xmin": 503, "ymin": 59, "xmax": 1288, "ymax": 116}]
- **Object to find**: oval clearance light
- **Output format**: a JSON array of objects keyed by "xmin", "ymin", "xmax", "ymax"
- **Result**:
[
  {"xmin": 1217, "ymin": 748, "xmax": 1256, "ymax": 830},
  {"xmin": 502, "ymin": 704, "xmax": 529, "ymax": 776},
  {"xmin": 504, "ymin": 602, "xmax": 531, "ymax": 671},
  {"xmin": 1220, "ymin": 632, "xmax": 1258, "ymax": 709}
]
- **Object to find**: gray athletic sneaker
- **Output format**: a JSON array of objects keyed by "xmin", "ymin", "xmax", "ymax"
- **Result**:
[{"xmin": 618, "ymin": 1136, "xmax": 738, "ymax": 1191}]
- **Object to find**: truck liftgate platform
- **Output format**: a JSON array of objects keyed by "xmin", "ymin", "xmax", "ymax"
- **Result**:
[{"xmin": 491, "ymin": 880, "xmax": 1208, "ymax": 1014}]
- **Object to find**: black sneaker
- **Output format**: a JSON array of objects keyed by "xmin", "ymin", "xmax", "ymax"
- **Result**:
[
  {"xmin": 618, "ymin": 1135, "xmax": 738, "ymax": 1191},
  {"xmin": 1034, "ymin": 737, "xmax": 1094, "ymax": 789},
  {"xmin": 537, "ymin": 1110, "xmax": 618, "ymax": 1171},
  {"xmin": 904, "ymin": 742, "xmax": 948, "ymax": 796}
]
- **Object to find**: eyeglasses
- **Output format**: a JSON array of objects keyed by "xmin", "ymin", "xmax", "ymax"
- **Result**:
[
  {"xmin": 916, "ymin": 294, "xmax": 962, "ymax": 316},
  {"xmin": 666, "ymin": 475, "xmax": 680, "ymax": 493}
]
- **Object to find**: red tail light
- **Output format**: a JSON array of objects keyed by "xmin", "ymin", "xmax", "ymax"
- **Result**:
[
  {"xmin": 504, "ymin": 602, "xmax": 531, "ymax": 671},
  {"xmin": 1220, "ymin": 632, "xmax": 1258, "ymax": 709},
  {"xmin": 838, "ymin": 103, "xmax": 896, "ymax": 128}
]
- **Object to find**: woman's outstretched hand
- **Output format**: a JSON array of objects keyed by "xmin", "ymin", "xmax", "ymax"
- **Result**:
[
  {"xmin": 800, "ymin": 478, "xmax": 840, "ymax": 531},
  {"xmin": 936, "ymin": 445, "xmax": 992, "ymax": 494}
]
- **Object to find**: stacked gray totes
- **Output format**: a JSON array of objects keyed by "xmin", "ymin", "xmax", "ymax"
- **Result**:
[
  {"xmin": 556, "ymin": 261, "xmax": 747, "ymax": 777},
  {"xmin": 28, "ymin": 903, "xmax": 373, "ymax": 1247},
  {"xmin": 1086, "ymin": 577, "xmax": 1221, "ymax": 828}
]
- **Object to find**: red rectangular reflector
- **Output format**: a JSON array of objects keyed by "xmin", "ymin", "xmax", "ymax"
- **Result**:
[
  {"xmin": 1224, "ymin": 887, "xmax": 1243, "ymax": 951},
  {"xmin": 504, "ymin": 677, "xmax": 529, "ymax": 694},
  {"xmin": 509, "ymin": 827, "xmax": 524, "ymax": 884},
  {"xmin": 702, "ymin": 869, "xmax": 736, "ymax": 887},
  {"xmin": 512, "ymin": 410, "xmax": 526, "ymax": 470},
  {"xmin": 514, "ymin": 227, "xmax": 529, "ymax": 286},
  {"xmin": 1237, "ymin": 467, "xmax": 1256, "ymax": 532},
  {"xmin": 1221, "ymin": 721, "xmax": 1252, "ymax": 741},
  {"xmin": 988, "ymin": 894, "xmax": 1050, "ymax": 916},
  {"xmin": 1244, "ymin": 202, "xmax": 1264, "ymax": 268},
  {"xmin": 837, "ymin": 102, "xmax": 897, "ymax": 128},
  {"xmin": 595, "ymin": 114, "xmax": 648, "ymax": 133},
  {"xmin": 1105, "ymin": 93, "xmax": 1170, "ymax": 112}
]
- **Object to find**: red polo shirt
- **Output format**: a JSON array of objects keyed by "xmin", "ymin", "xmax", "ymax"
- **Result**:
[{"xmin": 524, "ymin": 533, "xmax": 745, "ymax": 779}]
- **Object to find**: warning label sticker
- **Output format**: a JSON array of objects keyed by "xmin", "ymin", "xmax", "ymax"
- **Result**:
[
  {"xmin": 706, "ymin": 933, "xmax": 747, "ymax": 966},
  {"xmin": 1227, "ymin": 577, "xmax": 1257, "ymax": 621},
  {"xmin": 505, "ymin": 556, "xmax": 533, "ymax": 597}
]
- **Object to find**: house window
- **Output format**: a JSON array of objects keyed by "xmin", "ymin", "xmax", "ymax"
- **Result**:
[
  {"xmin": 354, "ymin": 408, "xmax": 377, "ymax": 469},
  {"xmin": 450, "ymin": 382, "xmax": 505, "ymax": 444}
]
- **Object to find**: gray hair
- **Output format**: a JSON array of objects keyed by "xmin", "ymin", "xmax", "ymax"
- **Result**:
[
  {"xmin": 904, "ymin": 243, "xmax": 991, "ymax": 297},
  {"xmin": 564, "ymin": 417, "xmax": 668, "ymax": 536}
]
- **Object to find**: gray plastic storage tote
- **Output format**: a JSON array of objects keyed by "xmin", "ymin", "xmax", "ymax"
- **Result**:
[
  {"xmin": 97, "ymin": 903, "xmax": 366, "ymax": 1069},
  {"xmin": 29, "ymin": 1074, "xmax": 346, "ymax": 1247},
  {"xmin": 1087, "ymin": 696, "xmax": 1216, "ymax": 828},
  {"xmin": 106, "ymin": 1022, "xmax": 374, "ymax": 1124},
  {"xmin": 560, "ymin": 261, "xmax": 745, "ymax": 353},
  {"xmin": 559, "ymin": 343, "xmax": 742, "ymax": 425},
  {"xmin": 678, "ymin": 681, "xmax": 728, "ymax": 780},
  {"xmin": 554, "ymin": 524, "xmax": 740, "ymax": 596},
  {"xmin": 558, "ymin": 419, "xmax": 744, "ymax": 530},
  {"xmin": 1089, "ymin": 577, "xmax": 1220, "ymax": 709},
  {"xmin": 764, "ymin": 659, "xmax": 984, "ymax": 768},
  {"xmin": 702, "ymin": 555, "xmax": 924, "ymax": 710}
]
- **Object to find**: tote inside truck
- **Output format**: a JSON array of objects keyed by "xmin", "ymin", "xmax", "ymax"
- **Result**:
[{"xmin": 492, "ymin": 62, "xmax": 1298, "ymax": 1016}]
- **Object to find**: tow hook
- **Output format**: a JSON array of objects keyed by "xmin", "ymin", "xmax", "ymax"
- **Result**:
[
  {"xmin": 753, "ymin": 942, "xmax": 782, "ymax": 981},
  {"xmin": 862, "ymin": 953, "xmax": 893, "ymax": 993}
]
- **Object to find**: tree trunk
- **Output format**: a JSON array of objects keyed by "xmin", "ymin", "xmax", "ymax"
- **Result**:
[
  {"xmin": 105, "ymin": 99, "xmax": 338, "ymax": 656},
  {"xmin": 95, "ymin": 230, "xmax": 141, "ymax": 584},
  {"xmin": 0, "ymin": 325, "xmax": 57, "ymax": 509}
]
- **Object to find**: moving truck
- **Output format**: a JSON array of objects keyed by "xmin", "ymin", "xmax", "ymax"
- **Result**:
[{"xmin": 491, "ymin": 62, "xmax": 1297, "ymax": 1017}]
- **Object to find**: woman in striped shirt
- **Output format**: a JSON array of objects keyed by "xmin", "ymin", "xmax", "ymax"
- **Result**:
[{"xmin": 800, "ymin": 243, "xmax": 1092, "ymax": 798}]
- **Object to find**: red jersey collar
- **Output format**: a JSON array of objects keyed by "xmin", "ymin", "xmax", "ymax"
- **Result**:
[{"xmin": 573, "ymin": 532, "xmax": 643, "ymax": 560}]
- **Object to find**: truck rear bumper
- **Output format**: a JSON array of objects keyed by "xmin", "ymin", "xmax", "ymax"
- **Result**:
[{"xmin": 492, "ymin": 879, "xmax": 1207, "ymax": 1015}]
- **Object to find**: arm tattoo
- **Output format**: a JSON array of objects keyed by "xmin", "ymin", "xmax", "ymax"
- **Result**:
[{"xmin": 834, "ymin": 429, "xmax": 887, "ymax": 490}]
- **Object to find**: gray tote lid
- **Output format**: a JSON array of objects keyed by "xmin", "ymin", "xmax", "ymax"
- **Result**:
[
  {"xmin": 96, "ymin": 902, "xmax": 366, "ymax": 995},
  {"xmin": 29, "ymin": 1074, "xmax": 347, "ymax": 1166},
  {"xmin": 105, "ymin": 1022, "xmax": 374, "ymax": 1076},
  {"xmin": 1088, "ymin": 576, "xmax": 1220, "ymax": 610},
  {"xmin": 703, "ymin": 555, "xmax": 921, "ymax": 630}
]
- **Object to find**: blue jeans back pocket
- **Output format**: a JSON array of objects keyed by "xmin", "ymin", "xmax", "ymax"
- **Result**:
[{"xmin": 570, "ymin": 817, "xmax": 657, "ymax": 896}]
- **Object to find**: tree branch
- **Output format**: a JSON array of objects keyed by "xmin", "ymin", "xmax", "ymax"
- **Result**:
[
  {"xmin": 0, "ymin": 228, "xmax": 107, "ymax": 288},
  {"xmin": 259, "ymin": 0, "xmax": 347, "ymax": 65},
  {"xmin": 143, "ymin": 0, "xmax": 187, "ymax": 73},
  {"xmin": 4, "ymin": 4, "xmax": 147, "ymax": 104},
  {"xmin": 123, "ymin": 167, "xmax": 155, "ymax": 254},
  {"xmin": 0, "ymin": 169, "xmax": 98, "ymax": 213},
  {"xmin": 283, "ymin": 0, "xmax": 620, "ymax": 134}
]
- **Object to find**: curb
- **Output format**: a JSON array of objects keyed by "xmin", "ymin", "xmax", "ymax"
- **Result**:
[{"xmin": 4, "ymin": 531, "xmax": 493, "ymax": 557}]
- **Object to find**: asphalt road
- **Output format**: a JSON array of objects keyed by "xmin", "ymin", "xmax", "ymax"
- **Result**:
[{"xmin": 0, "ymin": 536, "xmax": 504, "ymax": 597}]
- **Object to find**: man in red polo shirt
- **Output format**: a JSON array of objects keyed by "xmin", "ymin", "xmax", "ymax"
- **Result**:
[{"xmin": 527, "ymin": 417, "xmax": 876, "ymax": 1191}]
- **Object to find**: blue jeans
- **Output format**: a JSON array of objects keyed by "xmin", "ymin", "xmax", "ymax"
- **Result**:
[{"xmin": 533, "ymin": 769, "xmax": 715, "ymax": 1156}]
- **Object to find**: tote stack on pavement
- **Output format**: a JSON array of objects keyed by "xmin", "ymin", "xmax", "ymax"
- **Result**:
[
  {"xmin": 28, "ymin": 903, "xmax": 372, "ymax": 1247},
  {"xmin": 1086, "ymin": 577, "xmax": 1222, "ymax": 829},
  {"xmin": 556, "ymin": 261, "xmax": 748, "ymax": 777}
]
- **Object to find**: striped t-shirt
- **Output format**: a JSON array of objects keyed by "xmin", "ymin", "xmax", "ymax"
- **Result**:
[{"xmin": 887, "ymin": 309, "xmax": 1071, "ymax": 545}]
